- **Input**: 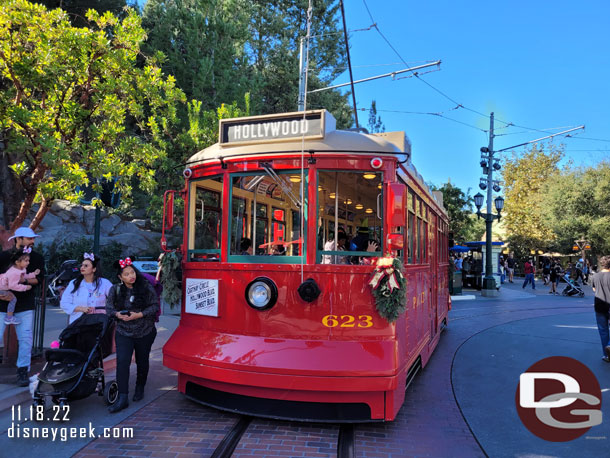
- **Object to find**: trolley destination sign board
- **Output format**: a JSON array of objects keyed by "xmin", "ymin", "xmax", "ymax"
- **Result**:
[
  {"xmin": 185, "ymin": 278, "xmax": 219, "ymax": 317},
  {"xmin": 219, "ymin": 111, "xmax": 326, "ymax": 146}
]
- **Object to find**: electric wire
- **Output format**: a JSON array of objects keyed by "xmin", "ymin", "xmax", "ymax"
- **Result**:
[
  {"xmin": 365, "ymin": 108, "xmax": 487, "ymax": 132},
  {"xmin": 360, "ymin": 0, "xmax": 587, "ymax": 138},
  {"xmin": 565, "ymin": 136, "xmax": 610, "ymax": 143}
]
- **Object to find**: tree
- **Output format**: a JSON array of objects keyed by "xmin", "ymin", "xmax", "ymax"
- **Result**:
[
  {"xmin": 432, "ymin": 181, "xmax": 478, "ymax": 244},
  {"xmin": 540, "ymin": 162, "xmax": 610, "ymax": 256},
  {"xmin": 0, "ymin": 1, "xmax": 185, "ymax": 231},
  {"xmin": 367, "ymin": 100, "xmax": 384, "ymax": 133},
  {"xmin": 141, "ymin": 0, "xmax": 353, "ymax": 128},
  {"xmin": 462, "ymin": 214, "xmax": 486, "ymax": 243},
  {"xmin": 141, "ymin": 0, "xmax": 250, "ymax": 113},
  {"xmin": 36, "ymin": 0, "xmax": 129, "ymax": 27},
  {"xmin": 500, "ymin": 143, "xmax": 563, "ymax": 252}
]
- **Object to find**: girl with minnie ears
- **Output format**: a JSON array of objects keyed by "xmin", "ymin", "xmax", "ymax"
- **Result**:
[
  {"xmin": 105, "ymin": 256, "xmax": 158, "ymax": 413},
  {"xmin": 60, "ymin": 253, "xmax": 112, "ymax": 324}
]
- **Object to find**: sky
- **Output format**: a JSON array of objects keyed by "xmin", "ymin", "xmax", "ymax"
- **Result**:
[{"xmin": 323, "ymin": 0, "xmax": 610, "ymax": 196}]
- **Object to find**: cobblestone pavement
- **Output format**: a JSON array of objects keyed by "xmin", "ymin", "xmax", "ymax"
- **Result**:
[{"xmin": 69, "ymin": 283, "xmax": 595, "ymax": 457}]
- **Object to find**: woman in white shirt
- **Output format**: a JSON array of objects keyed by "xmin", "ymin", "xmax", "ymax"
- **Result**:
[{"xmin": 60, "ymin": 253, "xmax": 113, "ymax": 324}]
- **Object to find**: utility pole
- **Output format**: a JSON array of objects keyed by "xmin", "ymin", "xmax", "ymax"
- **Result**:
[
  {"xmin": 474, "ymin": 118, "xmax": 584, "ymax": 297},
  {"xmin": 483, "ymin": 113, "xmax": 496, "ymax": 296},
  {"xmin": 474, "ymin": 113, "xmax": 503, "ymax": 297}
]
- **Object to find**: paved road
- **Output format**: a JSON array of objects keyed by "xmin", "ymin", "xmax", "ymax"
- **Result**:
[{"xmin": 2, "ymin": 280, "xmax": 606, "ymax": 457}]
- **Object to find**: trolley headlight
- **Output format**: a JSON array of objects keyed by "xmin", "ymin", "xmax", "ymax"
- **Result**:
[{"xmin": 245, "ymin": 277, "xmax": 278, "ymax": 310}]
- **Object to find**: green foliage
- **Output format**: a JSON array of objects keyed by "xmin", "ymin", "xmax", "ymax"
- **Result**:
[
  {"xmin": 462, "ymin": 214, "xmax": 486, "ymax": 242},
  {"xmin": 501, "ymin": 143, "xmax": 563, "ymax": 251},
  {"xmin": 159, "ymin": 251, "xmax": 181, "ymax": 308},
  {"xmin": 36, "ymin": 0, "xmax": 130, "ymax": 27},
  {"xmin": 141, "ymin": 0, "xmax": 353, "ymax": 128},
  {"xmin": 540, "ymin": 161, "xmax": 610, "ymax": 256},
  {"xmin": 370, "ymin": 258, "xmax": 406, "ymax": 323},
  {"xmin": 37, "ymin": 237, "xmax": 123, "ymax": 276},
  {"xmin": 367, "ymin": 100, "xmax": 385, "ymax": 133},
  {"xmin": 141, "ymin": 0, "xmax": 250, "ymax": 113},
  {"xmin": 431, "ymin": 182, "xmax": 478, "ymax": 243},
  {"xmin": 0, "ymin": 1, "xmax": 185, "ymax": 228}
]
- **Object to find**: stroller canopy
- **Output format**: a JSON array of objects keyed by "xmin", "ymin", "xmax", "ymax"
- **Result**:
[{"xmin": 59, "ymin": 313, "xmax": 114, "ymax": 358}]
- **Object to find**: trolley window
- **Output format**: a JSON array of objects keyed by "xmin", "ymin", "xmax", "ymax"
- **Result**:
[
  {"xmin": 228, "ymin": 172, "xmax": 306, "ymax": 263},
  {"xmin": 317, "ymin": 171, "xmax": 382, "ymax": 264},
  {"xmin": 187, "ymin": 176, "xmax": 223, "ymax": 262}
]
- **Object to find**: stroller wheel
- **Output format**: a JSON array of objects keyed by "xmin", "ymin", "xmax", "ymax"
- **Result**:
[
  {"xmin": 32, "ymin": 397, "xmax": 46, "ymax": 420},
  {"xmin": 104, "ymin": 380, "xmax": 119, "ymax": 405}
]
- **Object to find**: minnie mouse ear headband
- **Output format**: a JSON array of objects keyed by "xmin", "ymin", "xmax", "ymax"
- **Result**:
[
  {"xmin": 22, "ymin": 246, "xmax": 32, "ymax": 254},
  {"xmin": 118, "ymin": 257, "xmax": 133, "ymax": 269},
  {"xmin": 83, "ymin": 252, "xmax": 96, "ymax": 261}
]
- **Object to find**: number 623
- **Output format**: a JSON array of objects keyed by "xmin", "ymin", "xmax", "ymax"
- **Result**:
[{"xmin": 322, "ymin": 315, "xmax": 373, "ymax": 328}]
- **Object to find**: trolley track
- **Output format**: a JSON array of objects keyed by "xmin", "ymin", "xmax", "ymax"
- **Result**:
[
  {"xmin": 210, "ymin": 415, "xmax": 253, "ymax": 458},
  {"xmin": 210, "ymin": 414, "xmax": 357, "ymax": 458},
  {"xmin": 337, "ymin": 424, "xmax": 355, "ymax": 458}
]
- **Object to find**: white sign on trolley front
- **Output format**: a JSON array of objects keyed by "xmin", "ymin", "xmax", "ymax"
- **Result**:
[{"xmin": 185, "ymin": 278, "xmax": 219, "ymax": 317}]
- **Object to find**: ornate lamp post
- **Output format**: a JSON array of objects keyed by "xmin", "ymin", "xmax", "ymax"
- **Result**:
[{"xmin": 473, "ymin": 192, "xmax": 504, "ymax": 297}]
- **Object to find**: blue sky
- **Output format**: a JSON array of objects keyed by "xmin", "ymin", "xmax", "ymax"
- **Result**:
[{"xmin": 326, "ymin": 0, "xmax": 610, "ymax": 195}]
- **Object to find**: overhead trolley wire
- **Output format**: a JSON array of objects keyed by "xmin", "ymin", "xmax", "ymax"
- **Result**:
[{"xmin": 360, "ymin": 0, "xmax": 587, "ymax": 139}]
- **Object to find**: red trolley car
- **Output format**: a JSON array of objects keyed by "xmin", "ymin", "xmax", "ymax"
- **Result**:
[{"xmin": 162, "ymin": 110, "xmax": 450, "ymax": 421}]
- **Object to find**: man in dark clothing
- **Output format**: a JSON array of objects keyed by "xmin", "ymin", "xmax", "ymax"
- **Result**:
[
  {"xmin": 0, "ymin": 227, "xmax": 45, "ymax": 386},
  {"xmin": 592, "ymin": 255, "xmax": 610, "ymax": 362}
]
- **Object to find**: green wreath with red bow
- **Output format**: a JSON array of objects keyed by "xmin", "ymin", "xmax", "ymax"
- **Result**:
[{"xmin": 368, "ymin": 256, "xmax": 407, "ymax": 322}]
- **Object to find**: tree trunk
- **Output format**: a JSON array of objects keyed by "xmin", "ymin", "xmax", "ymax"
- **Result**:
[
  {"xmin": 29, "ymin": 196, "xmax": 51, "ymax": 231},
  {"xmin": 9, "ymin": 163, "xmax": 47, "ymax": 233},
  {"xmin": 0, "ymin": 139, "xmax": 24, "ymax": 230}
]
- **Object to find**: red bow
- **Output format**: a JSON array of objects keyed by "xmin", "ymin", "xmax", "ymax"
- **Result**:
[{"xmin": 119, "ymin": 257, "xmax": 132, "ymax": 268}]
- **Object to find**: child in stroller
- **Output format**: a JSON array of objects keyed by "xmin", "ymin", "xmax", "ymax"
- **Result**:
[
  {"xmin": 560, "ymin": 273, "xmax": 585, "ymax": 297},
  {"xmin": 33, "ymin": 314, "xmax": 118, "ymax": 408}
]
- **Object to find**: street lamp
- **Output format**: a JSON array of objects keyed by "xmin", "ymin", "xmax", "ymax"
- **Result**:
[
  {"xmin": 474, "ymin": 192, "xmax": 504, "ymax": 296},
  {"xmin": 473, "ymin": 113, "xmax": 583, "ymax": 297}
]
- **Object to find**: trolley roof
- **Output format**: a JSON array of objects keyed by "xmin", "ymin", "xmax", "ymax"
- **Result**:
[
  {"xmin": 186, "ymin": 110, "xmax": 411, "ymax": 165},
  {"xmin": 185, "ymin": 109, "xmax": 445, "ymax": 214}
]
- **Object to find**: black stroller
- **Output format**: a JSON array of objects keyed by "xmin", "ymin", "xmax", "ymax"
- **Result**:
[
  {"xmin": 34, "ymin": 314, "xmax": 118, "ymax": 408},
  {"xmin": 560, "ymin": 274, "xmax": 585, "ymax": 297},
  {"xmin": 46, "ymin": 259, "xmax": 80, "ymax": 305}
]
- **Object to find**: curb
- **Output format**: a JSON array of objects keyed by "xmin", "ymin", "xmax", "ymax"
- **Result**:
[{"xmin": 451, "ymin": 295, "xmax": 476, "ymax": 301}]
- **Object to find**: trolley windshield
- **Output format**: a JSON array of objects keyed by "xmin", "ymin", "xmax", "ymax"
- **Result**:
[{"xmin": 186, "ymin": 167, "xmax": 384, "ymax": 264}]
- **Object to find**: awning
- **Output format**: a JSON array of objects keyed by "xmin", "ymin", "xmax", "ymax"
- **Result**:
[{"xmin": 450, "ymin": 245, "xmax": 471, "ymax": 253}]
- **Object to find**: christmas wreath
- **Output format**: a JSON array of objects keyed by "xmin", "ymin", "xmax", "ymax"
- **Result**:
[{"xmin": 368, "ymin": 256, "xmax": 407, "ymax": 322}]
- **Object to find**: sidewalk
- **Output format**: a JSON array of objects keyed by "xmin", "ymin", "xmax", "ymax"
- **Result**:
[
  {"xmin": 0, "ymin": 307, "xmax": 180, "ymax": 413},
  {"xmin": 452, "ymin": 274, "xmax": 594, "ymax": 301}
]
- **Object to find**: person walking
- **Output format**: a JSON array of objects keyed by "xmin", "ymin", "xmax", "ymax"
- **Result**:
[
  {"xmin": 542, "ymin": 258, "xmax": 551, "ymax": 285},
  {"xmin": 522, "ymin": 258, "xmax": 536, "ymax": 290},
  {"xmin": 61, "ymin": 253, "xmax": 113, "ymax": 324},
  {"xmin": 106, "ymin": 257, "xmax": 158, "ymax": 413},
  {"xmin": 583, "ymin": 260, "xmax": 590, "ymax": 285},
  {"xmin": 507, "ymin": 253, "xmax": 515, "ymax": 283},
  {"xmin": 549, "ymin": 260, "xmax": 562, "ymax": 295},
  {"xmin": 591, "ymin": 256, "xmax": 610, "ymax": 362}
]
